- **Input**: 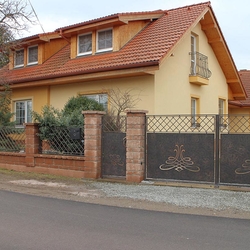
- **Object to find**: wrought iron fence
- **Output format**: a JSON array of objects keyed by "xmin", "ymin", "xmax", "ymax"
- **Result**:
[
  {"xmin": 102, "ymin": 115, "xmax": 126, "ymax": 132},
  {"xmin": 147, "ymin": 115, "xmax": 215, "ymax": 133},
  {"xmin": 0, "ymin": 127, "xmax": 25, "ymax": 152},
  {"xmin": 220, "ymin": 115, "xmax": 250, "ymax": 134},
  {"xmin": 40, "ymin": 126, "xmax": 84, "ymax": 156},
  {"xmin": 147, "ymin": 115, "xmax": 250, "ymax": 134}
]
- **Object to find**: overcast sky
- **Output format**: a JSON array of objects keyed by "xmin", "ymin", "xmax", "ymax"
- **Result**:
[{"xmin": 24, "ymin": 0, "xmax": 250, "ymax": 70}]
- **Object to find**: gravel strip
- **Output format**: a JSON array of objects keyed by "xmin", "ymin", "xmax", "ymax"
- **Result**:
[{"xmin": 92, "ymin": 182, "xmax": 250, "ymax": 212}]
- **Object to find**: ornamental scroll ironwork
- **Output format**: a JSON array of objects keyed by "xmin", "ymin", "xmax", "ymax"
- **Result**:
[
  {"xmin": 235, "ymin": 160, "xmax": 250, "ymax": 175},
  {"xmin": 159, "ymin": 144, "xmax": 200, "ymax": 173},
  {"xmin": 109, "ymin": 154, "xmax": 124, "ymax": 167}
]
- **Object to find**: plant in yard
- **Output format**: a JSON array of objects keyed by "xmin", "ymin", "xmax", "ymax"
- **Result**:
[{"xmin": 32, "ymin": 96, "xmax": 105, "ymax": 154}]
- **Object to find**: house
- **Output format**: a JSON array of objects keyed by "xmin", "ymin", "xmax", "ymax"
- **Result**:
[
  {"xmin": 0, "ymin": 1, "xmax": 246, "ymax": 126},
  {"xmin": 229, "ymin": 69, "xmax": 250, "ymax": 114}
]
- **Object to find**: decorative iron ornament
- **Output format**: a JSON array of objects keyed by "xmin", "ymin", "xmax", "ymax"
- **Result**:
[
  {"xmin": 235, "ymin": 160, "xmax": 250, "ymax": 175},
  {"xmin": 159, "ymin": 144, "xmax": 200, "ymax": 172},
  {"xmin": 109, "ymin": 154, "xmax": 124, "ymax": 167}
]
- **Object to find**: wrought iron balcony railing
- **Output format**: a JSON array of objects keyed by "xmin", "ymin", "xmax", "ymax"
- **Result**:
[{"xmin": 190, "ymin": 51, "xmax": 212, "ymax": 79}]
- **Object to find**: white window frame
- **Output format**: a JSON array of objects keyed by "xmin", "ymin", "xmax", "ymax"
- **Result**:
[
  {"xmin": 14, "ymin": 100, "xmax": 32, "ymax": 127},
  {"xmin": 28, "ymin": 45, "xmax": 38, "ymax": 65},
  {"xmin": 14, "ymin": 49, "xmax": 24, "ymax": 68},
  {"xmin": 96, "ymin": 28, "xmax": 113, "ymax": 53},
  {"xmin": 78, "ymin": 33, "xmax": 92, "ymax": 56}
]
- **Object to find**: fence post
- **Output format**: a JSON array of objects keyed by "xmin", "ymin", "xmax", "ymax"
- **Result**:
[
  {"xmin": 82, "ymin": 111, "xmax": 106, "ymax": 179},
  {"xmin": 125, "ymin": 109, "xmax": 148, "ymax": 183},
  {"xmin": 214, "ymin": 115, "xmax": 220, "ymax": 186},
  {"xmin": 25, "ymin": 123, "xmax": 40, "ymax": 167}
]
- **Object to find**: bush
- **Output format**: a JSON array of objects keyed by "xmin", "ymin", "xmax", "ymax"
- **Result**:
[{"xmin": 32, "ymin": 96, "xmax": 105, "ymax": 154}]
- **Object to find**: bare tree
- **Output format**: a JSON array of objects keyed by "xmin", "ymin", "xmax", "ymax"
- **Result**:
[
  {"xmin": 108, "ymin": 88, "xmax": 141, "ymax": 117},
  {"xmin": 104, "ymin": 88, "xmax": 141, "ymax": 131},
  {"xmin": 0, "ymin": 0, "xmax": 35, "ymax": 67}
]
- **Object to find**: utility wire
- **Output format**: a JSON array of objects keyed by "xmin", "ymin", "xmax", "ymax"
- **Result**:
[{"xmin": 27, "ymin": 0, "xmax": 47, "ymax": 36}]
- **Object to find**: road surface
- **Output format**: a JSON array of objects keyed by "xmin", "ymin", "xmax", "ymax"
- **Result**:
[{"xmin": 0, "ymin": 190, "xmax": 249, "ymax": 250}]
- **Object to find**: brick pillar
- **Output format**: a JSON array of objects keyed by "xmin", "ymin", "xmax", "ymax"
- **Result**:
[
  {"xmin": 82, "ymin": 111, "xmax": 105, "ymax": 179},
  {"xmin": 25, "ymin": 123, "xmax": 40, "ymax": 167},
  {"xmin": 125, "ymin": 109, "xmax": 148, "ymax": 183}
]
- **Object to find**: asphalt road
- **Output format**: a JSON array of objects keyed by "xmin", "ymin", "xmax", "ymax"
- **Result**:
[{"xmin": 0, "ymin": 190, "xmax": 249, "ymax": 250}]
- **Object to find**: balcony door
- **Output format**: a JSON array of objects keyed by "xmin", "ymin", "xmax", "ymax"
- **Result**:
[{"xmin": 191, "ymin": 35, "xmax": 196, "ymax": 75}]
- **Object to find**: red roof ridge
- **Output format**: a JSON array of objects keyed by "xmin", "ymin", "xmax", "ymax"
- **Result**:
[
  {"xmin": 55, "ymin": 10, "xmax": 165, "ymax": 32},
  {"xmin": 164, "ymin": 1, "xmax": 211, "ymax": 13}
]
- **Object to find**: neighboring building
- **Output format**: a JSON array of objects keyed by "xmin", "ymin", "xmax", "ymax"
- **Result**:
[
  {"xmin": 0, "ymin": 2, "xmax": 246, "ymax": 126},
  {"xmin": 229, "ymin": 70, "xmax": 250, "ymax": 114}
]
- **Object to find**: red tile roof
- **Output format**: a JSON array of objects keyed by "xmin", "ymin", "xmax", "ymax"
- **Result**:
[
  {"xmin": 1, "ymin": 2, "xmax": 211, "ymax": 84},
  {"xmin": 229, "ymin": 70, "xmax": 250, "ymax": 107}
]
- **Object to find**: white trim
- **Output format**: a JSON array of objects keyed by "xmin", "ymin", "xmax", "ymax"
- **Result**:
[
  {"xmin": 77, "ymin": 32, "xmax": 92, "ymax": 56},
  {"xmin": 96, "ymin": 28, "xmax": 113, "ymax": 53}
]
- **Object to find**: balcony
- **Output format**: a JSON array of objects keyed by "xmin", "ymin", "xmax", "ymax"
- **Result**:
[{"xmin": 189, "ymin": 52, "xmax": 212, "ymax": 85}]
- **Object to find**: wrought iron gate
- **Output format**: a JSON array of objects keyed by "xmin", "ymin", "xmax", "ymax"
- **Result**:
[
  {"xmin": 146, "ymin": 115, "xmax": 250, "ymax": 187},
  {"xmin": 101, "ymin": 115, "xmax": 126, "ymax": 178}
]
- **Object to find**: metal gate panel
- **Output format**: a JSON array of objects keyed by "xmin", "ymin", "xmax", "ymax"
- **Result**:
[
  {"xmin": 146, "ymin": 133, "xmax": 214, "ymax": 182},
  {"xmin": 220, "ymin": 134, "xmax": 250, "ymax": 185},
  {"xmin": 102, "ymin": 132, "xmax": 126, "ymax": 178}
]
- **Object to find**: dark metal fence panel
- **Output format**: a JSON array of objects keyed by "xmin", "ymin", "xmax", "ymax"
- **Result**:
[
  {"xmin": 40, "ymin": 126, "xmax": 84, "ymax": 156},
  {"xmin": 102, "ymin": 132, "xmax": 126, "ymax": 178},
  {"xmin": 102, "ymin": 115, "xmax": 126, "ymax": 178},
  {"xmin": 220, "ymin": 134, "xmax": 250, "ymax": 186},
  {"xmin": 146, "ymin": 115, "xmax": 215, "ymax": 183},
  {"xmin": 146, "ymin": 133, "xmax": 214, "ymax": 182},
  {"xmin": 0, "ymin": 127, "xmax": 25, "ymax": 152}
]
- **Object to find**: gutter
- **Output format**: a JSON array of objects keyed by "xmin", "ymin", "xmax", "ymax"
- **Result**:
[{"xmin": 8, "ymin": 60, "xmax": 159, "ymax": 85}]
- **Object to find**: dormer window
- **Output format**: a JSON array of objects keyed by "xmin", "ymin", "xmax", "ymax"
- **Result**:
[
  {"xmin": 97, "ymin": 29, "xmax": 113, "ymax": 52},
  {"xmin": 14, "ymin": 49, "xmax": 24, "ymax": 68},
  {"xmin": 78, "ymin": 33, "xmax": 92, "ymax": 55},
  {"xmin": 28, "ymin": 45, "xmax": 38, "ymax": 65}
]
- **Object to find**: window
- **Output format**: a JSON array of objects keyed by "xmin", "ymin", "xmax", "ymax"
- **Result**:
[
  {"xmin": 28, "ymin": 46, "xmax": 38, "ymax": 65},
  {"xmin": 219, "ymin": 98, "xmax": 226, "ymax": 128},
  {"xmin": 14, "ymin": 49, "xmax": 24, "ymax": 67},
  {"xmin": 83, "ymin": 94, "xmax": 108, "ymax": 110},
  {"xmin": 219, "ymin": 98, "xmax": 225, "ymax": 115},
  {"xmin": 191, "ymin": 97, "xmax": 199, "ymax": 127},
  {"xmin": 190, "ymin": 35, "xmax": 196, "ymax": 75},
  {"xmin": 97, "ymin": 29, "xmax": 113, "ymax": 52},
  {"xmin": 78, "ymin": 33, "xmax": 92, "ymax": 55},
  {"xmin": 15, "ymin": 100, "xmax": 32, "ymax": 126}
]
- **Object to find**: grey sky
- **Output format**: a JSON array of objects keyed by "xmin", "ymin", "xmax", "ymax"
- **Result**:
[{"xmin": 24, "ymin": 0, "xmax": 250, "ymax": 70}]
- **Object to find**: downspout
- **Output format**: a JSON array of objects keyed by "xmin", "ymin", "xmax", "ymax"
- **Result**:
[{"xmin": 59, "ymin": 29, "xmax": 71, "ymax": 43}]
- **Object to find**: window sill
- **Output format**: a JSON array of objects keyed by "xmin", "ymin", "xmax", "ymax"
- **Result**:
[{"xmin": 189, "ymin": 75, "xmax": 209, "ymax": 86}]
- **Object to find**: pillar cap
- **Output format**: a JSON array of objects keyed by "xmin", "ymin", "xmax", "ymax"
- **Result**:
[
  {"xmin": 125, "ymin": 109, "xmax": 148, "ymax": 114},
  {"xmin": 82, "ymin": 111, "xmax": 106, "ymax": 115}
]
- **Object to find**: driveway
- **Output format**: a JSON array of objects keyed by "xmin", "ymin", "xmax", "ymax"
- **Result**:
[{"xmin": 0, "ymin": 169, "xmax": 250, "ymax": 219}]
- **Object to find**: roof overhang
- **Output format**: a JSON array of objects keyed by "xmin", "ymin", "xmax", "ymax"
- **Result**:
[
  {"xmin": 7, "ymin": 64, "xmax": 159, "ymax": 89},
  {"xmin": 200, "ymin": 8, "xmax": 247, "ymax": 100}
]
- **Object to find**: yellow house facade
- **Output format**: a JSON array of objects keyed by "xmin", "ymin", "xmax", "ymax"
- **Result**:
[{"xmin": 0, "ymin": 2, "xmax": 246, "ymax": 125}]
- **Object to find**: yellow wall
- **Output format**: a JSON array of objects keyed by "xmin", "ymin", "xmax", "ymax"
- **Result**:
[
  {"xmin": 11, "ymin": 86, "xmax": 50, "ymax": 115},
  {"xmin": 154, "ymin": 23, "xmax": 229, "ymax": 115},
  {"xmin": 49, "ymin": 75, "xmax": 155, "ymax": 113}
]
